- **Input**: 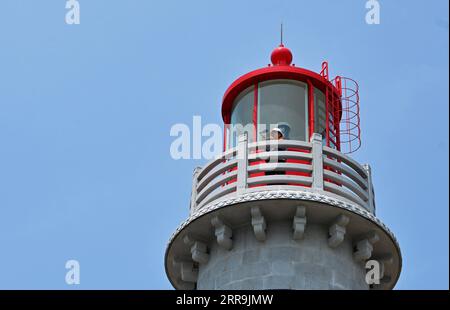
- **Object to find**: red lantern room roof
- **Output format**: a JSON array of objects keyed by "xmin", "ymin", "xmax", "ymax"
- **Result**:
[{"xmin": 221, "ymin": 44, "xmax": 341, "ymax": 123}]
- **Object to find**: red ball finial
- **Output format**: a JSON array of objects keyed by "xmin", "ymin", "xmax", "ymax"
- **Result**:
[{"xmin": 271, "ymin": 44, "xmax": 293, "ymax": 66}]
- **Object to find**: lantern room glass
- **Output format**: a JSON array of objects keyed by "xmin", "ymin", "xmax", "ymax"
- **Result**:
[
  {"xmin": 314, "ymin": 87, "xmax": 327, "ymax": 146},
  {"xmin": 228, "ymin": 85, "xmax": 254, "ymax": 149},
  {"xmin": 225, "ymin": 80, "xmax": 338, "ymax": 150},
  {"xmin": 257, "ymin": 80, "xmax": 308, "ymax": 142}
]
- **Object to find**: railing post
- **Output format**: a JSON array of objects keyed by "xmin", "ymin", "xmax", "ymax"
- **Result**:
[
  {"xmin": 362, "ymin": 164, "xmax": 375, "ymax": 214},
  {"xmin": 311, "ymin": 133, "xmax": 324, "ymax": 190},
  {"xmin": 237, "ymin": 133, "xmax": 248, "ymax": 194},
  {"xmin": 190, "ymin": 167, "xmax": 202, "ymax": 214}
]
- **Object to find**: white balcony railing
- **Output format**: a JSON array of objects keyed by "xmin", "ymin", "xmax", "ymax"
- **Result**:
[{"xmin": 190, "ymin": 133, "xmax": 375, "ymax": 215}]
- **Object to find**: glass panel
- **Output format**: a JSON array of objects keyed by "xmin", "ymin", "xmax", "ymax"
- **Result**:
[
  {"xmin": 314, "ymin": 88, "xmax": 326, "ymax": 138},
  {"xmin": 229, "ymin": 85, "xmax": 254, "ymax": 148},
  {"xmin": 314, "ymin": 87, "xmax": 338, "ymax": 149},
  {"xmin": 257, "ymin": 80, "xmax": 308, "ymax": 141}
]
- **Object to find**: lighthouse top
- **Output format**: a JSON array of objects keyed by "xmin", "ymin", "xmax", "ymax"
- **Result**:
[{"xmin": 221, "ymin": 43, "xmax": 362, "ymax": 154}]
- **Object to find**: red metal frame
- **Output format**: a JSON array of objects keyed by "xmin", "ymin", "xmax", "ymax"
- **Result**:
[
  {"xmin": 324, "ymin": 74, "xmax": 340, "ymax": 150},
  {"xmin": 334, "ymin": 77, "xmax": 342, "ymax": 151},
  {"xmin": 320, "ymin": 61, "xmax": 329, "ymax": 81},
  {"xmin": 332, "ymin": 77, "xmax": 361, "ymax": 153}
]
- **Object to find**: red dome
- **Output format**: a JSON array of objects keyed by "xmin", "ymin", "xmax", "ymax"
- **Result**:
[{"xmin": 270, "ymin": 44, "xmax": 293, "ymax": 66}]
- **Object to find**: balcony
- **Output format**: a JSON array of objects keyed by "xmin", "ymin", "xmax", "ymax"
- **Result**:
[{"xmin": 190, "ymin": 133, "xmax": 376, "ymax": 215}]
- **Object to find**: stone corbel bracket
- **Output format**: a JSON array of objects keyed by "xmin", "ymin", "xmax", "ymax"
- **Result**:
[
  {"xmin": 292, "ymin": 206, "xmax": 307, "ymax": 240},
  {"xmin": 353, "ymin": 231, "xmax": 380, "ymax": 262},
  {"xmin": 183, "ymin": 234, "xmax": 209, "ymax": 264},
  {"xmin": 328, "ymin": 214, "xmax": 350, "ymax": 248},
  {"xmin": 172, "ymin": 258, "xmax": 198, "ymax": 285},
  {"xmin": 211, "ymin": 216, "xmax": 233, "ymax": 250},
  {"xmin": 251, "ymin": 207, "xmax": 266, "ymax": 242}
]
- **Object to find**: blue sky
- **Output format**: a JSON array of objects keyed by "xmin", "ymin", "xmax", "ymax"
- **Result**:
[{"xmin": 0, "ymin": 0, "xmax": 448, "ymax": 289}]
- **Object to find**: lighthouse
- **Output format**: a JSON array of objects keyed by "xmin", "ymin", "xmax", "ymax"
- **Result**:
[{"xmin": 165, "ymin": 43, "xmax": 402, "ymax": 290}]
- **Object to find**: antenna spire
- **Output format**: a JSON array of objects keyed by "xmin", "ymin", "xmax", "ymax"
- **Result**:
[{"xmin": 280, "ymin": 23, "xmax": 283, "ymax": 45}]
